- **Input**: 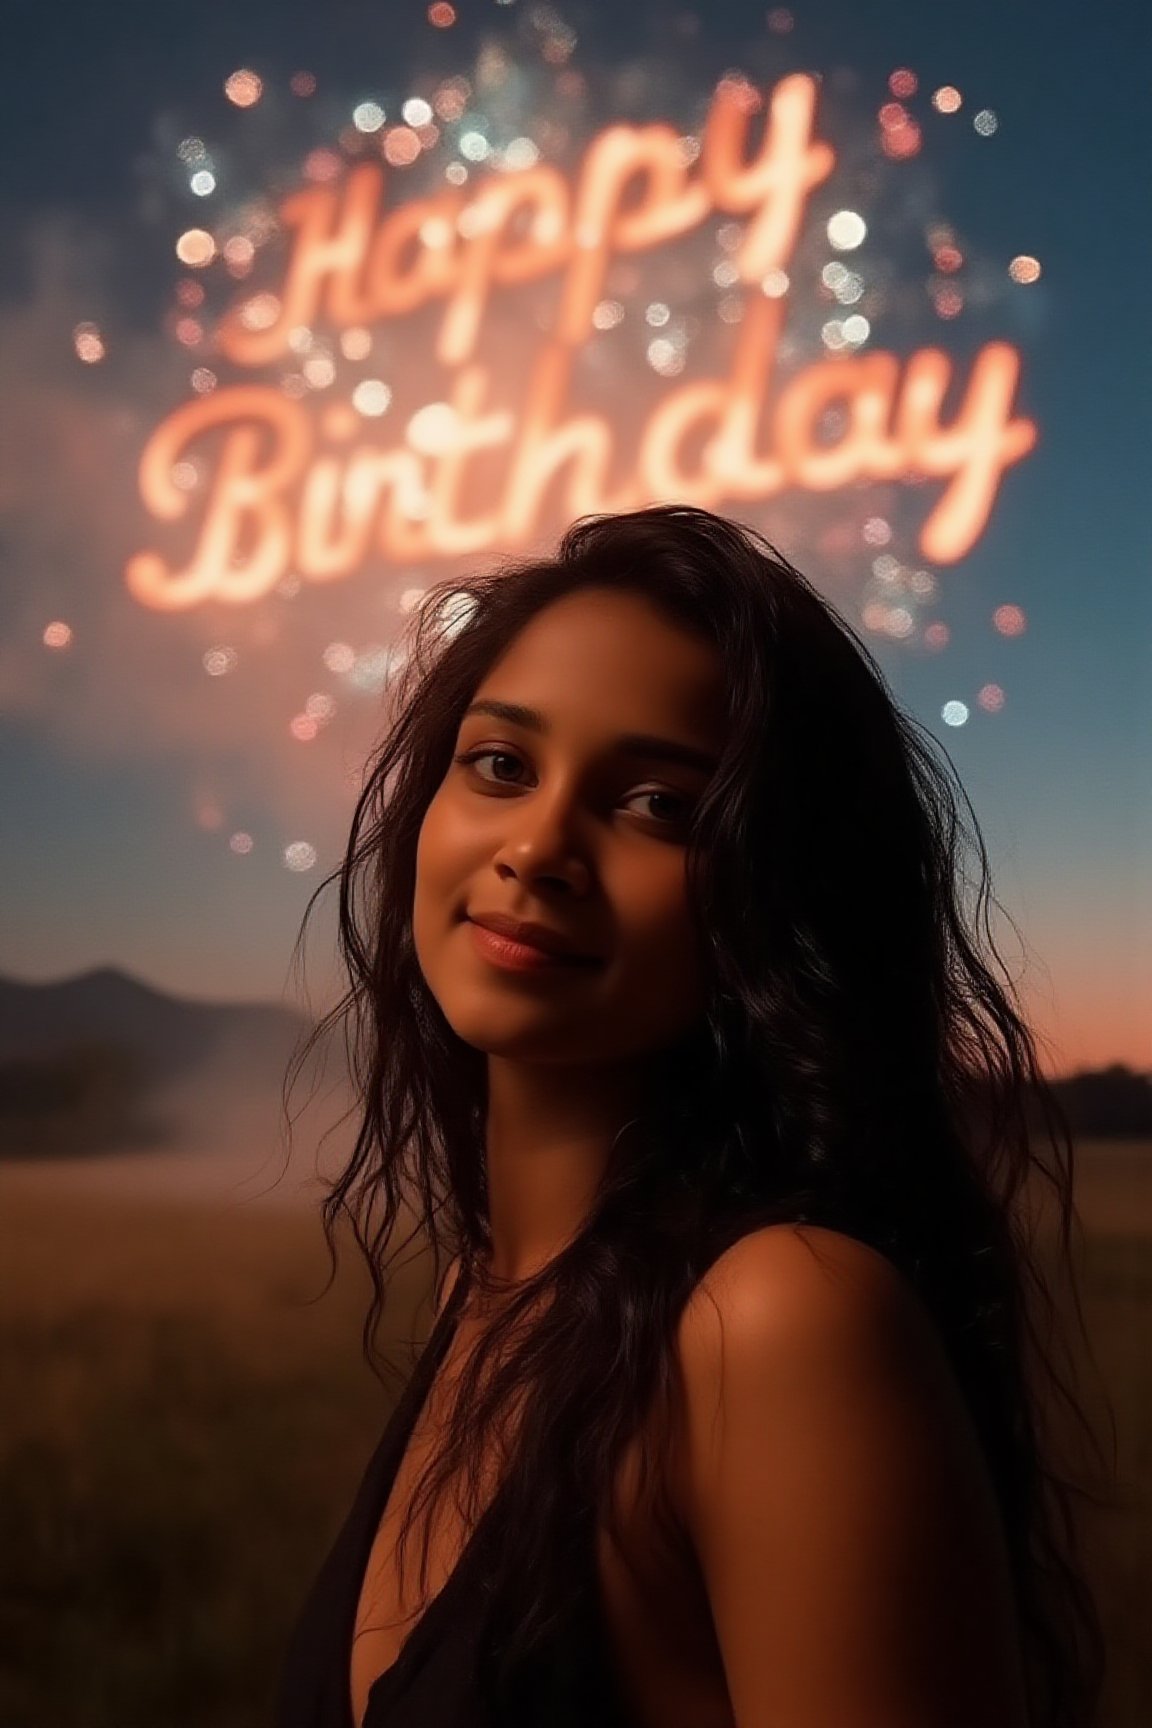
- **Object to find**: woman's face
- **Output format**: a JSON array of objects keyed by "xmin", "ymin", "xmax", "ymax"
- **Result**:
[{"xmin": 412, "ymin": 587, "xmax": 727, "ymax": 1069}]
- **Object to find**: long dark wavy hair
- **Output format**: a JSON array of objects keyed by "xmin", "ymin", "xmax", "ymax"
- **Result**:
[{"xmin": 284, "ymin": 504, "xmax": 1114, "ymax": 1727}]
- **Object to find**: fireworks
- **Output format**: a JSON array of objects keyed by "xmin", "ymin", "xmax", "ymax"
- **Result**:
[{"xmin": 106, "ymin": 16, "xmax": 1042, "ymax": 855}]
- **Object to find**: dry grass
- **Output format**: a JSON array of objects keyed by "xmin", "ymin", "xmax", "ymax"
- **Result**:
[
  {"xmin": 0, "ymin": 1180, "xmax": 419, "ymax": 1728},
  {"xmin": 0, "ymin": 1147, "xmax": 1147, "ymax": 1727}
]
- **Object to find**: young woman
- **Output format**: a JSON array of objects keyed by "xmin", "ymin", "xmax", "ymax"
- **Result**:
[{"xmin": 274, "ymin": 505, "xmax": 1111, "ymax": 1728}]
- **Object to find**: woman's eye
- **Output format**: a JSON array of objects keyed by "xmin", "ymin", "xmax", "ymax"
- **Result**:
[
  {"xmin": 629, "ymin": 789, "xmax": 690, "ymax": 825},
  {"xmin": 452, "ymin": 747, "xmax": 690, "ymax": 827},
  {"xmin": 454, "ymin": 747, "xmax": 525, "ymax": 785}
]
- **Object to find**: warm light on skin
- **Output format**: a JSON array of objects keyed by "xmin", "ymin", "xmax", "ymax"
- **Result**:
[
  {"xmin": 410, "ymin": 587, "xmax": 729, "ymax": 1286},
  {"xmin": 412, "ymin": 589, "xmax": 727, "ymax": 1075},
  {"xmin": 128, "ymin": 71, "xmax": 1038, "ymax": 609}
]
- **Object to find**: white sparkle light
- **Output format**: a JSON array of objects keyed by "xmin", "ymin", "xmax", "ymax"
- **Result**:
[
  {"xmin": 827, "ymin": 210, "xmax": 867, "ymax": 251},
  {"xmin": 503, "ymin": 136, "xmax": 539, "ymax": 168},
  {"xmin": 352, "ymin": 380, "xmax": 392, "ymax": 416},
  {"xmin": 353, "ymin": 101, "xmax": 386, "ymax": 132}
]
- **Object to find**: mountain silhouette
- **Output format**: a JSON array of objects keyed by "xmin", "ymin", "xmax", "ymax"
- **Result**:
[
  {"xmin": 0, "ymin": 966, "xmax": 1146, "ymax": 1161},
  {"xmin": 0, "ymin": 966, "xmax": 313, "ymax": 1161},
  {"xmin": 0, "ymin": 965, "xmax": 309, "ymax": 1079}
]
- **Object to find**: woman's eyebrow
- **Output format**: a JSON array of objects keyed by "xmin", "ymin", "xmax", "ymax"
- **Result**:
[{"xmin": 462, "ymin": 698, "xmax": 720, "ymax": 774}]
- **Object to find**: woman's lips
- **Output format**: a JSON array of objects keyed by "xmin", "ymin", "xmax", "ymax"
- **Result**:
[{"xmin": 467, "ymin": 919, "xmax": 601, "ymax": 974}]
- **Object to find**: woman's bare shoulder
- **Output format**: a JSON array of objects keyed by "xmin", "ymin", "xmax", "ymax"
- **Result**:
[{"xmin": 667, "ymin": 1222, "xmax": 1030, "ymax": 1727}]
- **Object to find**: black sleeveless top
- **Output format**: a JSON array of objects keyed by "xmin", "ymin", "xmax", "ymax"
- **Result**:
[{"xmin": 272, "ymin": 1265, "xmax": 635, "ymax": 1728}]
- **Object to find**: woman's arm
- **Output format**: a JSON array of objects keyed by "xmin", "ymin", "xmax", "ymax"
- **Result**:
[{"xmin": 673, "ymin": 1224, "xmax": 1031, "ymax": 1728}]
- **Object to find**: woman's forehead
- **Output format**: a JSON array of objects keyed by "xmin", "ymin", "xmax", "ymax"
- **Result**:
[{"xmin": 477, "ymin": 591, "xmax": 726, "ymax": 732}]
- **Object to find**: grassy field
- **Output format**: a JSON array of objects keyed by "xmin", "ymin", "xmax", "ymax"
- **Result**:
[{"xmin": 0, "ymin": 1146, "xmax": 1148, "ymax": 1728}]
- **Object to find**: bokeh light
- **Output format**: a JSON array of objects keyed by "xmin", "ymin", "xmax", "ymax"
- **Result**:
[
  {"xmin": 353, "ymin": 101, "xmax": 386, "ymax": 133},
  {"xmin": 340, "ymin": 327, "xmax": 373, "ymax": 359},
  {"xmin": 303, "ymin": 148, "xmax": 342, "ymax": 182},
  {"xmin": 73, "ymin": 322, "xmax": 106, "ymax": 363},
  {"xmin": 238, "ymin": 292, "xmax": 281, "ymax": 331},
  {"xmin": 932, "ymin": 286, "xmax": 964, "ymax": 320},
  {"xmin": 407, "ymin": 402, "xmax": 460, "ymax": 453},
  {"xmin": 223, "ymin": 235, "xmax": 255, "ymax": 273},
  {"xmin": 993, "ymin": 604, "xmax": 1027, "ymax": 637},
  {"xmin": 881, "ymin": 117, "xmax": 921, "ymax": 160},
  {"xmin": 459, "ymin": 129, "xmax": 490, "ymax": 161},
  {"xmin": 592, "ymin": 299, "xmax": 625, "ymax": 329},
  {"xmin": 175, "ymin": 229, "xmax": 215, "ymax": 267},
  {"xmin": 302, "ymin": 352, "xmax": 336, "ymax": 389},
  {"xmin": 503, "ymin": 136, "xmax": 539, "ymax": 168},
  {"xmin": 224, "ymin": 69, "xmax": 263, "ymax": 108},
  {"xmin": 383, "ymin": 127, "xmax": 421, "ymax": 166},
  {"xmin": 646, "ymin": 337, "xmax": 684, "ymax": 375},
  {"xmin": 351, "ymin": 379, "xmax": 392, "ymax": 416},
  {"xmin": 827, "ymin": 210, "xmax": 867, "ymax": 250}
]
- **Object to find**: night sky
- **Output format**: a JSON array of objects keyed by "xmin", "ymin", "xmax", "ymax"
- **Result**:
[{"xmin": 0, "ymin": 0, "xmax": 1148, "ymax": 1075}]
